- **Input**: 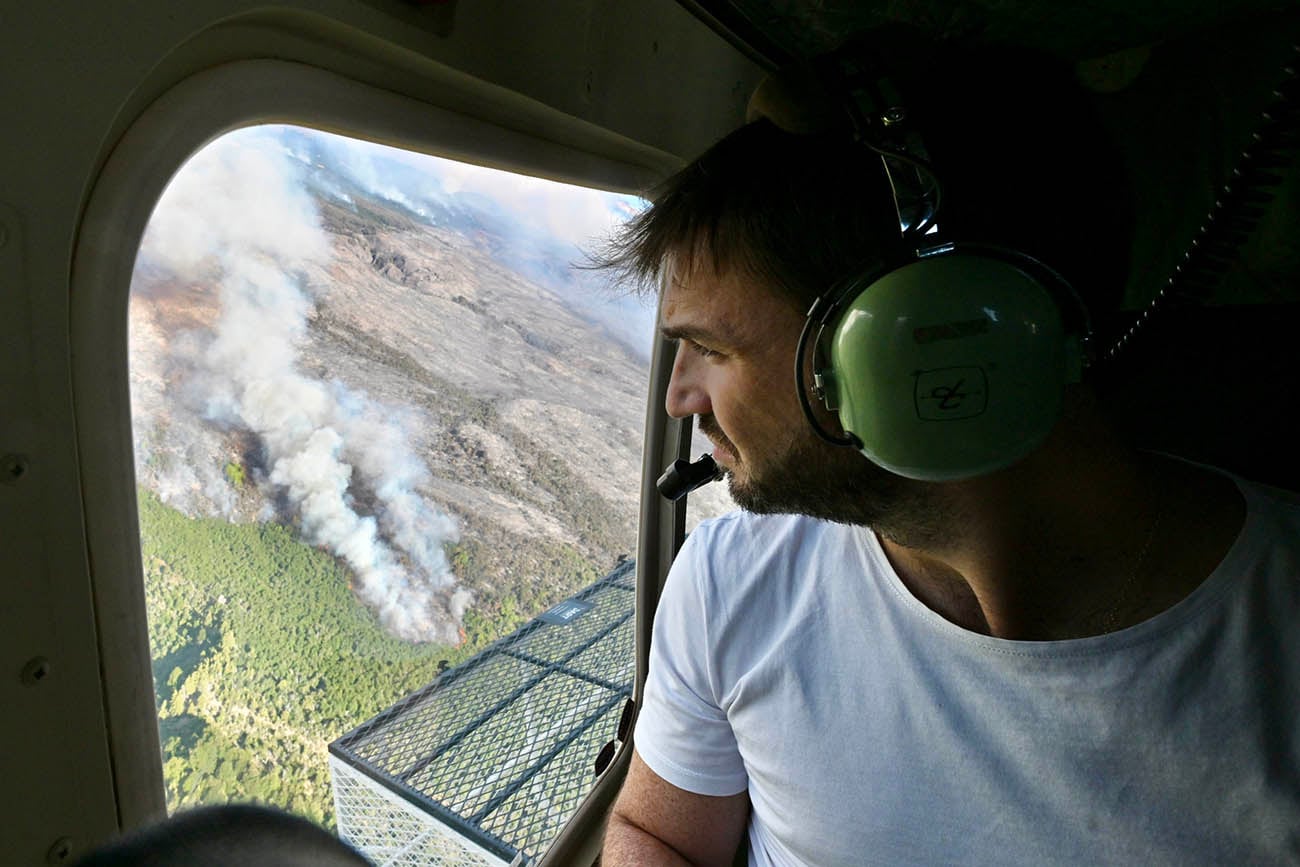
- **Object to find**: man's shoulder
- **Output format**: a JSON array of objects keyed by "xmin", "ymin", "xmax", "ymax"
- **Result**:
[
  {"xmin": 1241, "ymin": 477, "xmax": 1300, "ymax": 511},
  {"xmin": 1235, "ymin": 477, "xmax": 1300, "ymax": 567},
  {"xmin": 676, "ymin": 511, "xmax": 872, "ymax": 609},
  {"xmin": 685, "ymin": 509, "xmax": 845, "ymax": 551}
]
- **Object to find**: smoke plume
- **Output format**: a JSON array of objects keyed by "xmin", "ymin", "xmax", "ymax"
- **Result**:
[{"xmin": 131, "ymin": 128, "xmax": 469, "ymax": 644}]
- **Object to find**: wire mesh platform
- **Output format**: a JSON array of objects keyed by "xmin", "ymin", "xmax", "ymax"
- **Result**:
[{"xmin": 330, "ymin": 561, "xmax": 636, "ymax": 866}]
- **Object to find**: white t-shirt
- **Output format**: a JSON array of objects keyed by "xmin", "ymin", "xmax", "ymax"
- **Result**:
[{"xmin": 634, "ymin": 477, "xmax": 1300, "ymax": 866}]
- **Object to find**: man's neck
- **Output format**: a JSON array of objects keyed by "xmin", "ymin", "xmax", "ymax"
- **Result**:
[{"xmin": 875, "ymin": 446, "xmax": 1245, "ymax": 641}]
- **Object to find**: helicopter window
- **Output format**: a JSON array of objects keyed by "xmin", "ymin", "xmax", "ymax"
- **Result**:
[{"xmin": 127, "ymin": 124, "xmax": 653, "ymax": 855}]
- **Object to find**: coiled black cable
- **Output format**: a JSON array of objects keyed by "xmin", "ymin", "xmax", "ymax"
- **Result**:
[{"xmin": 1103, "ymin": 43, "xmax": 1300, "ymax": 364}]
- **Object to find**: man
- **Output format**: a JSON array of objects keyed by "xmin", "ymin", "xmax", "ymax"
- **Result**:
[{"xmin": 600, "ymin": 32, "xmax": 1300, "ymax": 867}]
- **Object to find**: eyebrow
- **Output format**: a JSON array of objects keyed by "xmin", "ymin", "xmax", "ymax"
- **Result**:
[
  {"xmin": 659, "ymin": 324, "xmax": 709, "ymax": 342},
  {"xmin": 659, "ymin": 322, "xmax": 739, "ymax": 348}
]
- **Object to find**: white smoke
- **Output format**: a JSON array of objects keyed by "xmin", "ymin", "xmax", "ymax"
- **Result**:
[
  {"xmin": 133, "ymin": 127, "xmax": 467, "ymax": 645},
  {"xmin": 294, "ymin": 128, "xmax": 658, "ymax": 359}
]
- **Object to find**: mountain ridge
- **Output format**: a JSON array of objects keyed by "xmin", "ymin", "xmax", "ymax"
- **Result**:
[{"xmin": 131, "ymin": 126, "xmax": 701, "ymax": 645}]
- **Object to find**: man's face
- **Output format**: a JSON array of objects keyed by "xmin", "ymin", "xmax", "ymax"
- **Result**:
[{"xmin": 660, "ymin": 264, "xmax": 933, "ymax": 533}]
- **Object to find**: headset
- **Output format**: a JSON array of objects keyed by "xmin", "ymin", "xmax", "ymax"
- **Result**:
[{"xmin": 793, "ymin": 52, "xmax": 1095, "ymax": 482}]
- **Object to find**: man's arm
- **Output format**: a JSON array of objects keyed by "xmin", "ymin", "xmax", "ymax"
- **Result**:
[{"xmin": 603, "ymin": 749, "xmax": 750, "ymax": 867}]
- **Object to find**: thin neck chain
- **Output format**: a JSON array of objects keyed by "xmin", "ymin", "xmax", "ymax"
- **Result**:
[{"xmin": 1099, "ymin": 487, "xmax": 1165, "ymax": 634}]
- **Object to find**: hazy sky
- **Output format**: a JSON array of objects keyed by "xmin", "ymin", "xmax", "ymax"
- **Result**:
[
  {"xmin": 270, "ymin": 125, "xmax": 659, "ymax": 357},
  {"xmin": 133, "ymin": 126, "xmax": 727, "ymax": 633}
]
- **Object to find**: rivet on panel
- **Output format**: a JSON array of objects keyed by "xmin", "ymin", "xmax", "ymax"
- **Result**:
[
  {"xmin": 46, "ymin": 837, "xmax": 74, "ymax": 864},
  {"xmin": 2, "ymin": 453, "xmax": 29, "ymax": 485},
  {"xmin": 21, "ymin": 656, "xmax": 51, "ymax": 685}
]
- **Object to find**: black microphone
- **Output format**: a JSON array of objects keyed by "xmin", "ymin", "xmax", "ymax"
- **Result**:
[{"xmin": 656, "ymin": 454, "xmax": 724, "ymax": 501}]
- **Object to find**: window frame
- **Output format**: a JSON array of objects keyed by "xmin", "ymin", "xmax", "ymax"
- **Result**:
[{"xmin": 70, "ymin": 56, "xmax": 688, "ymax": 850}]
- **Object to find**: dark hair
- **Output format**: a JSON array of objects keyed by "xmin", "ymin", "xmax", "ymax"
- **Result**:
[
  {"xmin": 72, "ymin": 804, "xmax": 373, "ymax": 867},
  {"xmin": 601, "ymin": 33, "xmax": 1133, "ymax": 321}
]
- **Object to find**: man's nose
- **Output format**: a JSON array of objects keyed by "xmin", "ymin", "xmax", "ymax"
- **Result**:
[{"xmin": 665, "ymin": 343, "xmax": 711, "ymax": 419}]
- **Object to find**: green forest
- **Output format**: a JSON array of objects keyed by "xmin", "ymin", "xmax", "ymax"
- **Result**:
[{"xmin": 139, "ymin": 488, "xmax": 583, "ymax": 828}]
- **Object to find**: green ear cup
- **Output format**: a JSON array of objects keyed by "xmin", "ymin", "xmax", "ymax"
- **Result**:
[{"xmin": 824, "ymin": 253, "xmax": 1081, "ymax": 481}]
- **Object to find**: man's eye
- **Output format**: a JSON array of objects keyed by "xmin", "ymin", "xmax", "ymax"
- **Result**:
[{"xmin": 687, "ymin": 340, "xmax": 723, "ymax": 360}]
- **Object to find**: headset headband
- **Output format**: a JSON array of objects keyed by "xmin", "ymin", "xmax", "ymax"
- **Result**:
[
  {"xmin": 816, "ymin": 53, "xmax": 943, "ymax": 238},
  {"xmin": 779, "ymin": 55, "xmax": 1100, "ymax": 479}
]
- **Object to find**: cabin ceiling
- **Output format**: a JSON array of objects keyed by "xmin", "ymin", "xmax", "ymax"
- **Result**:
[
  {"xmin": 676, "ymin": 0, "xmax": 1300, "ymax": 314},
  {"xmin": 680, "ymin": 0, "xmax": 1289, "ymax": 67},
  {"xmin": 674, "ymin": 0, "xmax": 1300, "ymax": 489}
]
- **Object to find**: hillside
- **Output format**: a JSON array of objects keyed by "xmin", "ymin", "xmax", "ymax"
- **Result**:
[
  {"xmin": 128, "ymin": 126, "xmax": 712, "ymax": 644},
  {"xmin": 139, "ymin": 488, "xmax": 496, "ymax": 826},
  {"xmin": 127, "ymin": 125, "xmax": 734, "ymax": 826}
]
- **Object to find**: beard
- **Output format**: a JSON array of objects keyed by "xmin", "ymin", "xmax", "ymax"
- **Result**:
[{"xmin": 699, "ymin": 414, "xmax": 953, "ymax": 547}]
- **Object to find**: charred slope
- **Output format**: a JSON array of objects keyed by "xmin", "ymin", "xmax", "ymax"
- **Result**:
[{"xmin": 131, "ymin": 146, "xmax": 649, "ymax": 644}]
